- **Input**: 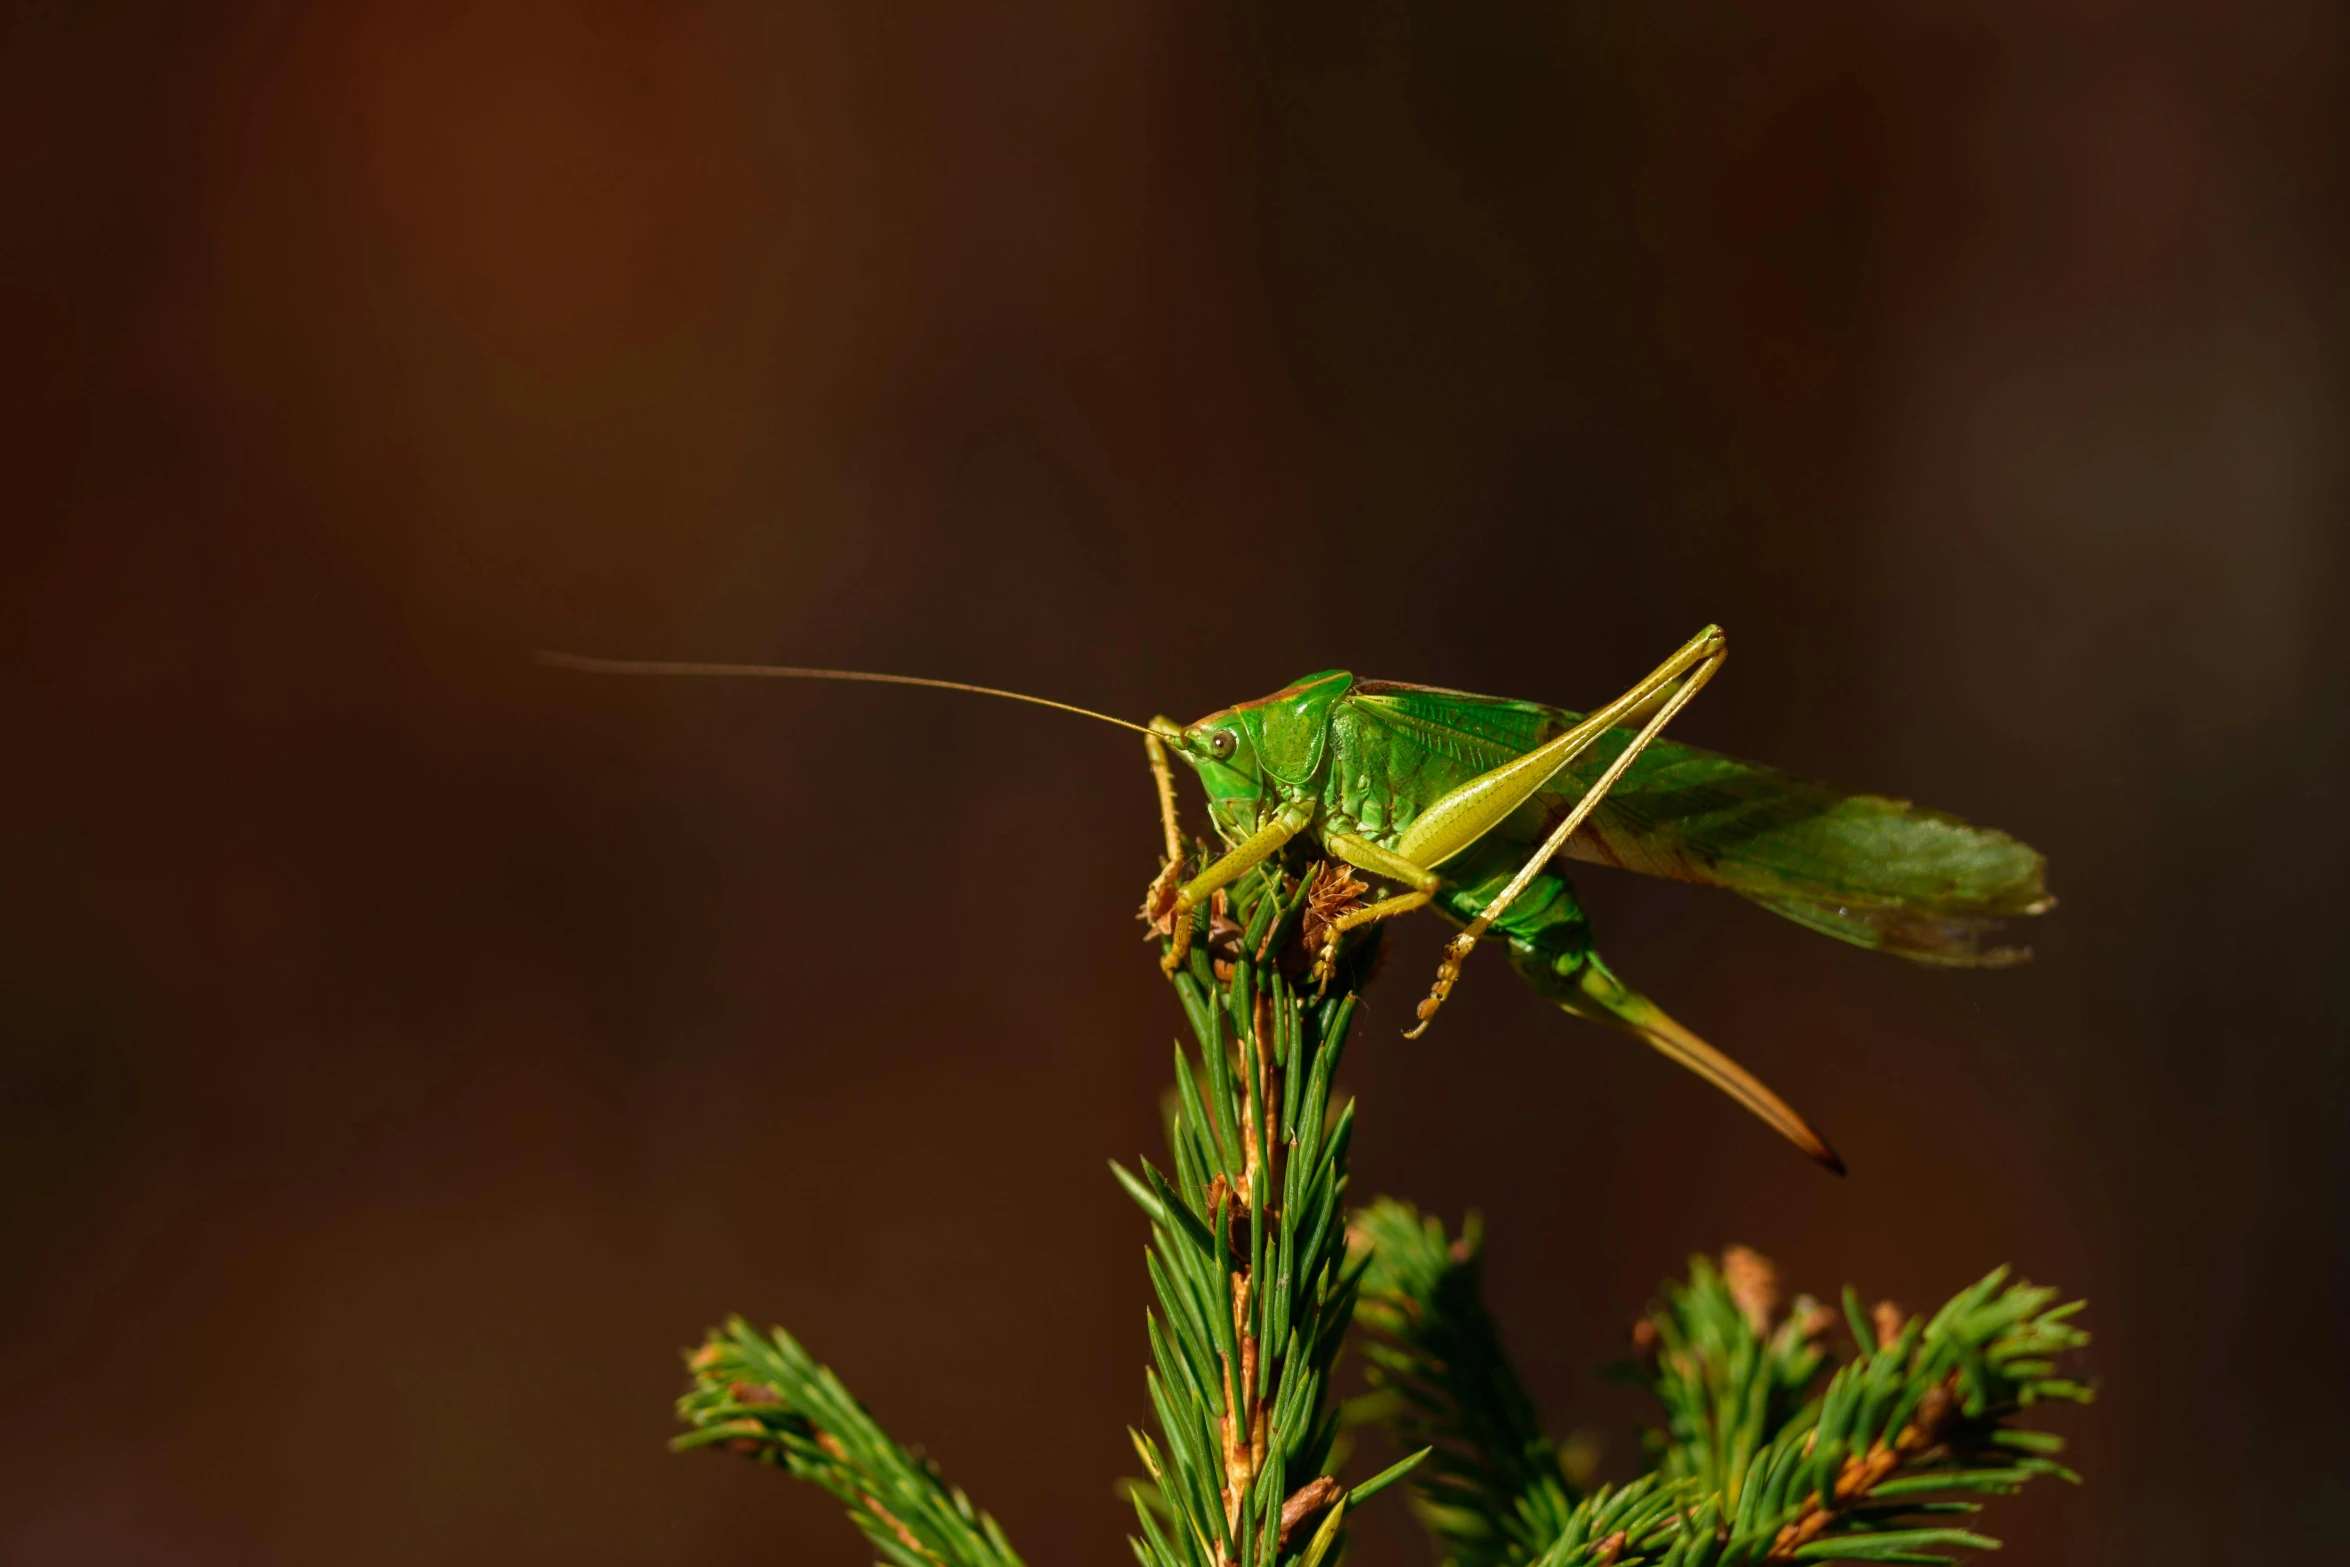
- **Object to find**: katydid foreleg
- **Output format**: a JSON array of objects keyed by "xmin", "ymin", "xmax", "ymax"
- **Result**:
[
  {"xmin": 1156, "ymin": 801, "xmax": 1315, "ymax": 974},
  {"xmin": 1138, "ymin": 724, "xmax": 1188, "ymax": 932}
]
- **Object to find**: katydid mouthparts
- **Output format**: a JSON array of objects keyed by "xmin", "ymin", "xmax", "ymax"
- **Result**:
[{"xmin": 540, "ymin": 628, "xmax": 2051, "ymax": 1174}]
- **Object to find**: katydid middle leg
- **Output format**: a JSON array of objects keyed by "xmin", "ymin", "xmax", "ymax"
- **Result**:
[{"xmin": 1309, "ymin": 832, "xmax": 1442, "ymax": 991}]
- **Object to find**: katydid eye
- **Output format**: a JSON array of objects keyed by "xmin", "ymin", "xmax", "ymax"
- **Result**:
[{"xmin": 1206, "ymin": 729, "xmax": 1237, "ymax": 760}]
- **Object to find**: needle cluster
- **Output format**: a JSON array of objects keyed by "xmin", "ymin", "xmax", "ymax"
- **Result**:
[
  {"xmin": 673, "ymin": 1318, "xmax": 1026, "ymax": 1567},
  {"xmin": 1113, "ymin": 865, "xmax": 1425, "ymax": 1567},
  {"xmin": 669, "ymin": 858, "xmax": 2091, "ymax": 1567},
  {"xmin": 1355, "ymin": 1208, "xmax": 2090, "ymax": 1566}
]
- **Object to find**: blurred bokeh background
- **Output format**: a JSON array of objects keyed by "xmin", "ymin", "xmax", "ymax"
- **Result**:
[{"xmin": 4, "ymin": 2, "xmax": 2344, "ymax": 1562}]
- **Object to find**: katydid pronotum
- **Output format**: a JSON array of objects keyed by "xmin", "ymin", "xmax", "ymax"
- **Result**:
[{"xmin": 543, "ymin": 626, "xmax": 2050, "ymax": 1172}]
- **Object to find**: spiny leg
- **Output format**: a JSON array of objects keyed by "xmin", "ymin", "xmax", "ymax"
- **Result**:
[
  {"xmin": 1382, "ymin": 625, "xmax": 1725, "ymax": 880},
  {"xmin": 1161, "ymin": 802, "xmax": 1314, "ymax": 974},
  {"xmin": 1405, "ymin": 626, "xmax": 1727, "ymax": 1038},
  {"xmin": 1139, "ymin": 721, "xmax": 1187, "ymax": 933},
  {"xmin": 1309, "ymin": 832, "xmax": 1442, "ymax": 991}
]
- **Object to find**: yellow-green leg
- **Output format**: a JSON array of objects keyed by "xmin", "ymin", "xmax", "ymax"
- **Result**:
[
  {"xmin": 1310, "ymin": 833, "xmax": 1442, "ymax": 990},
  {"xmin": 1139, "ymin": 722, "xmax": 1188, "ymax": 934},
  {"xmin": 1395, "ymin": 625, "xmax": 1729, "ymax": 1037},
  {"xmin": 1159, "ymin": 801, "xmax": 1316, "ymax": 974}
]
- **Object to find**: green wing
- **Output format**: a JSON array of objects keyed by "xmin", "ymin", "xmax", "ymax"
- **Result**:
[{"xmin": 1348, "ymin": 682, "xmax": 2052, "ymax": 967}]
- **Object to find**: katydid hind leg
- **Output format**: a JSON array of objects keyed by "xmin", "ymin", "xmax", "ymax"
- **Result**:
[
  {"xmin": 1405, "ymin": 625, "xmax": 1726, "ymax": 1037},
  {"xmin": 1389, "ymin": 624, "xmax": 1727, "ymax": 875}
]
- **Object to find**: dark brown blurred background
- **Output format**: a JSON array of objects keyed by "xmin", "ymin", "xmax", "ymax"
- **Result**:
[{"xmin": 4, "ymin": 2, "xmax": 2344, "ymax": 1562}]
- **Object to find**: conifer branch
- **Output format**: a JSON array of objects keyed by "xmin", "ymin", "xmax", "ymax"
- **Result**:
[
  {"xmin": 1623, "ymin": 1248, "xmax": 2094, "ymax": 1563},
  {"xmin": 673, "ymin": 1317, "xmax": 1025, "ymax": 1567},
  {"xmin": 1352, "ymin": 1214, "xmax": 2092, "ymax": 1567},
  {"xmin": 1354, "ymin": 1200, "xmax": 1579, "ymax": 1567}
]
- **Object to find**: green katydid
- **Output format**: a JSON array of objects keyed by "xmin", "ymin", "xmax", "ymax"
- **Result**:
[{"xmin": 542, "ymin": 626, "xmax": 2050, "ymax": 1172}]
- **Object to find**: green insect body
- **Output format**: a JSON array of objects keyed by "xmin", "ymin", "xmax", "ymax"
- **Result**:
[
  {"xmin": 542, "ymin": 628, "xmax": 2051, "ymax": 1173},
  {"xmin": 1145, "ymin": 627, "xmax": 2050, "ymax": 1172}
]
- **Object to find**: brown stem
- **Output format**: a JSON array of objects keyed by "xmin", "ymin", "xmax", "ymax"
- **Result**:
[
  {"xmin": 1220, "ymin": 1271, "xmax": 1261, "ymax": 1537},
  {"xmin": 1766, "ymin": 1376, "xmax": 1960, "ymax": 1560},
  {"xmin": 812, "ymin": 1430, "xmax": 944, "ymax": 1564}
]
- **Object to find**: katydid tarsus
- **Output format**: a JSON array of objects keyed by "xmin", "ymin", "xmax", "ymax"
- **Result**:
[{"xmin": 541, "ymin": 628, "xmax": 2051, "ymax": 1172}]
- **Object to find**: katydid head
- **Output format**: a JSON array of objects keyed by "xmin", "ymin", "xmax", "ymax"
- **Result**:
[
  {"xmin": 1161, "ymin": 712, "xmax": 1266, "ymax": 840},
  {"xmin": 1164, "ymin": 670, "xmax": 1354, "ymax": 837}
]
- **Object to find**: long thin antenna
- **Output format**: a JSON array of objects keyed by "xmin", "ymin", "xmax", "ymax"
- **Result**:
[{"xmin": 534, "ymin": 651, "xmax": 1156, "ymax": 734}]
